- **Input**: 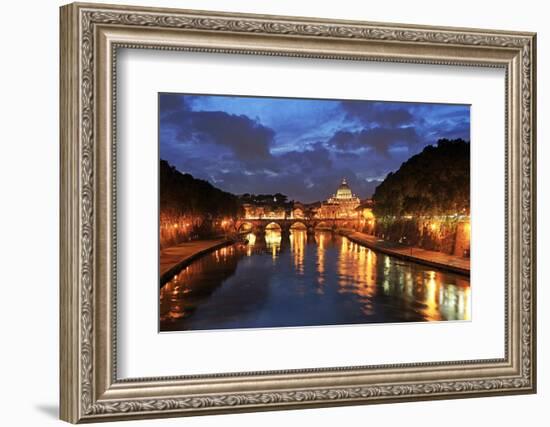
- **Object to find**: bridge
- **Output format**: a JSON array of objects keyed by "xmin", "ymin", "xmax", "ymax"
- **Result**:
[{"xmin": 234, "ymin": 218, "xmax": 364, "ymax": 235}]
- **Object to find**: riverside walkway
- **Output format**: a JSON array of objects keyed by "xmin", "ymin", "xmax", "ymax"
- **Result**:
[
  {"xmin": 160, "ymin": 237, "xmax": 236, "ymax": 286},
  {"xmin": 342, "ymin": 231, "xmax": 470, "ymax": 276}
]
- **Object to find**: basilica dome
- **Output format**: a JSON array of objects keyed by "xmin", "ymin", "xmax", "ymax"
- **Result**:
[
  {"xmin": 316, "ymin": 178, "xmax": 361, "ymax": 219},
  {"xmin": 335, "ymin": 178, "xmax": 353, "ymax": 200}
]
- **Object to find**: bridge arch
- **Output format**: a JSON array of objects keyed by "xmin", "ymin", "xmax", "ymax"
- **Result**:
[
  {"xmin": 290, "ymin": 221, "xmax": 307, "ymax": 231},
  {"xmin": 265, "ymin": 222, "xmax": 282, "ymax": 231},
  {"xmin": 237, "ymin": 221, "xmax": 254, "ymax": 233}
]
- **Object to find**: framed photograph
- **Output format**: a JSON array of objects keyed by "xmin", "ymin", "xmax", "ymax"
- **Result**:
[
  {"xmin": 158, "ymin": 93, "xmax": 472, "ymax": 332},
  {"xmin": 60, "ymin": 2, "xmax": 537, "ymax": 423}
]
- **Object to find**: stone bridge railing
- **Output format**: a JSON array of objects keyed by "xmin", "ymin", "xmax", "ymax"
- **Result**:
[{"xmin": 234, "ymin": 218, "xmax": 363, "ymax": 234}]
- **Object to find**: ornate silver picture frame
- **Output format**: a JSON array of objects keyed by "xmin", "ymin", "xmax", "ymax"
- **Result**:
[{"xmin": 60, "ymin": 2, "xmax": 536, "ymax": 423}]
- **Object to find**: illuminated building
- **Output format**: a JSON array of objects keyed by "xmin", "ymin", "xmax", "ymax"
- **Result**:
[
  {"xmin": 242, "ymin": 203, "xmax": 263, "ymax": 219},
  {"xmin": 316, "ymin": 178, "xmax": 362, "ymax": 219},
  {"xmin": 242, "ymin": 203, "xmax": 286, "ymax": 220},
  {"xmin": 291, "ymin": 202, "xmax": 305, "ymax": 219}
]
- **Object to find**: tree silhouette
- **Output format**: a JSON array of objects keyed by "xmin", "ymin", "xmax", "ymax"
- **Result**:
[
  {"xmin": 373, "ymin": 139, "xmax": 470, "ymax": 217},
  {"xmin": 160, "ymin": 159, "xmax": 242, "ymax": 219}
]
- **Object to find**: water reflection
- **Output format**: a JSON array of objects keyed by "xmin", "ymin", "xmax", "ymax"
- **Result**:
[
  {"xmin": 290, "ymin": 228, "xmax": 306, "ymax": 275},
  {"xmin": 160, "ymin": 230, "xmax": 471, "ymax": 331},
  {"xmin": 265, "ymin": 229, "xmax": 281, "ymax": 260}
]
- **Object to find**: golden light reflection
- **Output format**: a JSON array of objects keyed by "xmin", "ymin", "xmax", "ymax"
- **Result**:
[
  {"xmin": 161, "ymin": 227, "xmax": 472, "ymax": 329},
  {"xmin": 422, "ymin": 270, "xmax": 440, "ymax": 320},
  {"xmin": 338, "ymin": 238, "xmax": 351, "ymax": 289},
  {"xmin": 246, "ymin": 232, "xmax": 256, "ymax": 245},
  {"xmin": 314, "ymin": 231, "xmax": 327, "ymax": 286},
  {"xmin": 413, "ymin": 271, "xmax": 469, "ymax": 321},
  {"xmin": 405, "ymin": 271, "xmax": 413, "ymax": 298},
  {"xmin": 462, "ymin": 286, "xmax": 471, "ymax": 321},
  {"xmin": 336, "ymin": 237, "xmax": 376, "ymax": 300},
  {"xmin": 290, "ymin": 229, "xmax": 306, "ymax": 275},
  {"xmin": 265, "ymin": 229, "xmax": 282, "ymax": 260},
  {"xmin": 245, "ymin": 232, "xmax": 256, "ymax": 256},
  {"xmin": 365, "ymin": 249, "xmax": 377, "ymax": 288},
  {"xmin": 160, "ymin": 261, "xmax": 206, "ymax": 323}
]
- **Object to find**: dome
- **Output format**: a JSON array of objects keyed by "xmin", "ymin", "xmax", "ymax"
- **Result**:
[
  {"xmin": 318, "ymin": 178, "xmax": 361, "ymax": 219},
  {"xmin": 335, "ymin": 178, "xmax": 352, "ymax": 199}
]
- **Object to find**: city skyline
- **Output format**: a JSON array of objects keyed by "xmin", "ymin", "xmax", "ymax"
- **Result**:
[{"xmin": 160, "ymin": 93, "xmax": 470, "ymax": 203}]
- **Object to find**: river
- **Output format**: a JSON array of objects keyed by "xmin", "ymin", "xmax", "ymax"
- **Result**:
[{"xmin": 160, "ymin": 229, "xmax": 470, "ymax": 331}]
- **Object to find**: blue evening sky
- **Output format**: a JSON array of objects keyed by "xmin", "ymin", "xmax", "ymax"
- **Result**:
[{"xmin": 160, "ymin": 93, "xmax": 470, "ymax": 203}]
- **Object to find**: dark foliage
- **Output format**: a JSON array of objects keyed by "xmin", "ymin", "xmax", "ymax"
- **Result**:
[
  {"xmin": 373, "ymin": 139, "xmax": 470, "ymax": 216},
  {"xmin": 239, "ymin": 193, "xmax": 291, "ymax": 209},
  {"xmin": 160, "ymin": 159, "xmax": 242, "ymax": 218}
]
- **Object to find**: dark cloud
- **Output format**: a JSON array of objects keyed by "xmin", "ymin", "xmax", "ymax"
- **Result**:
[
  {"xmin": 207, "ymin": 143, "xmax": 335, "ymax": 202},
  {"xmin": 160, "ymin": 93, "xmax": 470, "ymax": 201},
  {"xmin": 341, "ymin": 100, "xmax": 414, "ymax": 127},
  {"xmin": 327, "ymin": 127, "xmax": 419, "ymax": 156},
  {"xmin": 278, "ymin": 144, "xmax": 332, "ymax": 174},
  {"xmin": 159, "ymin": 93, "xmax": 187, "ymax": 114},
  {"xmin": 163, "ymin": 109, "xmax": 275, "ymax": 163}
]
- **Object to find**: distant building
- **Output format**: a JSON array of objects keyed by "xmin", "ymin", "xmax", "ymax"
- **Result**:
[
  {"xmin": 242, "ymin": 203, "xmax": 263, "ymax": 219},
  {"xmin": 241, "ymin": 179, "xmax": 372, "ymax": 221},
  {"xmin": 242, "ymin": 203, "xmax": 286, "ymax": 219},
  {"xmin": 316, "ymin": 178, "xmax": 362, "ymax": 219},
  {"xmin": 291, "ymin": 202, "xmax": 305, "ymax": 219}
]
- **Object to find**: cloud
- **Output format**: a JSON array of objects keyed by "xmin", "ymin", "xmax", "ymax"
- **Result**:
[
  {"xmin": 206, "ymin": 144, "xmax": 335, "ymax": 202},
  {"xmin": 162, "ymin": 106, "xmax": 275, "ymax": 164},
  {"xmin": 340, "ymin": 100, "xmax": 415, "ymax": 127},
  {"xmin": 159, "ymin": 93, "xmax": 470, "ymax": 201},
  {"xmin": 278, "ymin": 144, "xmax": 333, "ymax": 174},
  {"xmin": 327, "ymin": 127, "xmax": 419, "ymax": 155},
  {"xmin": 159, "ymin": 93, "xmax": 188, "ymax": 114}
]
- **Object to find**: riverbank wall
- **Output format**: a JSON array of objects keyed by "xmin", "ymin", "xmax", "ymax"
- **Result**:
[
  {"xmin": 372, "ymin": 217, "xmax": 470, "ymax": 257},
  {"xmin": 160, "ymin": 237, "xmax": 238, "ymax": 286},
  {"xmin": 341, "ymin": 230, "xmax": 470, "ymax": 276}
]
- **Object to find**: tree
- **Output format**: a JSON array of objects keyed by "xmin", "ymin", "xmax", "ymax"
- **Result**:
[
  {"xmin": 160, "ymin": 159, "xmax": 242, "ymax": 218},
  {"xmin": 373, "ymin": 139, "xmax": 470, "ymax": 217}
]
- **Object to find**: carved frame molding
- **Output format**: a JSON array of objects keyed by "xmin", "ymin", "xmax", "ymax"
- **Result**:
[{"xmin": 60, "ymin": 2, "xmax": 536, "ymax": 423}]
